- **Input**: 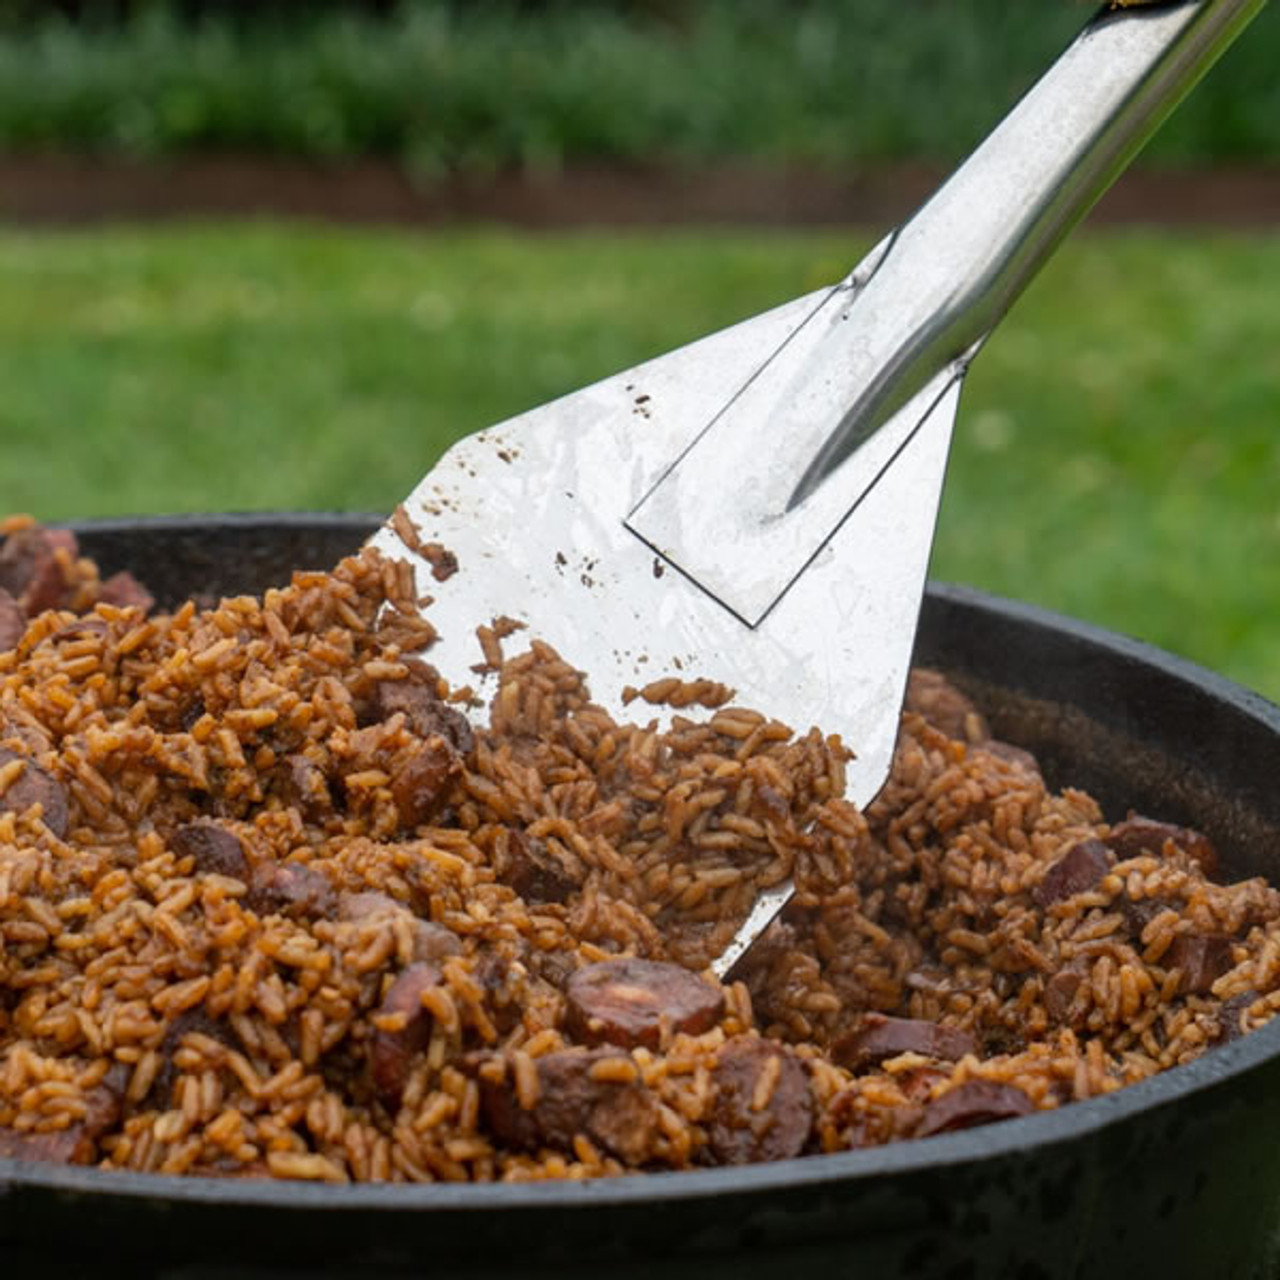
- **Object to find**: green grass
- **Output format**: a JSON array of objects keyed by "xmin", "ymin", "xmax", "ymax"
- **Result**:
[
  {"xmin": 2, "ymin": 222, "xmax": 1278, "ymax": 701},
  {"xmin": 0, "ymin": 0, "xmax": 1276, "ymax": 171}
]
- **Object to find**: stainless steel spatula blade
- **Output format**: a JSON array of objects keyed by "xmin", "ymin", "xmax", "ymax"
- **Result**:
[{"xmin": 369, "ymin": 254, "xmax": 959, "ymax": 822}]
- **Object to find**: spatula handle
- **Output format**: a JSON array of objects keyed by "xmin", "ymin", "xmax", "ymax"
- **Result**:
[
  {"xmin": 627, "ymin": 0, "xmax": 1264, "ymax": 632},
  {"xmin": 788, "ymin": 0, "xmax": 1265, "ymax": 507}
]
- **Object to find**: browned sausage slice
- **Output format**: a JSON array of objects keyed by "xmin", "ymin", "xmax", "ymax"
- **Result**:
[
  {"xmin": 707, "ymin": 1037, "xmax": 813, "ymax": 1164},
  {"xmin": 0, "ymin": 747, "xmax": 69, "ymax": 839},
  {"xmin": 831, "ymin": 1014, "xmax": 976, "ymax": 1073},
  {"xmin": 372, "ymin": 962, "xmax": 441, "ymax": 1109},
  {"xmin": 171, "ymin": 820, "xmax": 249, "ymax": 881},
  {"xmin": 565, "ymin": 958, "xmax": 724, "ymax": 1050},
  {"xmin": 915, "ymin": 1080, "xmax": 1033, "ymax": 1138},
  {"xmin": 479, "ymin": 1048, "xmax": 659, "ymax": 1165},
  {"xmin": 1032, "ymin": 839, "xmax": 1114, "ymax": 908}
]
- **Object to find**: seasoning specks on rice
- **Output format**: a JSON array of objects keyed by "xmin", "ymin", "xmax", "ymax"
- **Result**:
[{"xmin": 0, "ymin": 520, "xmax": 1278, "ymax": 1183}]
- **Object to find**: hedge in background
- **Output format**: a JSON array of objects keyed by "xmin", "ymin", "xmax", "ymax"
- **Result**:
[{"xmin": 0, "ymin": 0, "xmax": 1276, "ymax": 174}]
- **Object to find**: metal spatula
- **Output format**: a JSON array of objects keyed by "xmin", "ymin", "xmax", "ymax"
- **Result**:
[{"xmin": 369, "ymin": 0, "xmax": 1262, "ymax": 977}]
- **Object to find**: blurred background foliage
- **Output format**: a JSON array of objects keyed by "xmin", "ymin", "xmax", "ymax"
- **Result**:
[{"xmin": 0, "ymin": 0, "xmax": 1274, "ymax": 174}]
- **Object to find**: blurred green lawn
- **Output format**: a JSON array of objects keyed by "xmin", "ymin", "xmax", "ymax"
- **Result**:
[{"xmin": 2, "ymin": 223, "xmax": 1278, "ymax": 700}]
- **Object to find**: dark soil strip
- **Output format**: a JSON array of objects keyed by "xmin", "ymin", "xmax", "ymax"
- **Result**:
[{"xmin": 2, "ymin": 155, "xmax": 1278, "ymax": 229}]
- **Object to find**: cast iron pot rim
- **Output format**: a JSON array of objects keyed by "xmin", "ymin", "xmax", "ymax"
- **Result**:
[{"xmin": 3, "ymin": 510, "xmax": 1278, "ymax": 1211}]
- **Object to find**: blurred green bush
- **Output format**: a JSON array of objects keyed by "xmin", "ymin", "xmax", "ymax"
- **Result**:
[{"xmin": 0, "ymin": 0, "xmax": 1274, "ymax": 173}]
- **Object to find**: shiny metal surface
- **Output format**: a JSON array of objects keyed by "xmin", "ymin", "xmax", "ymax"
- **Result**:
[
  {"xmin": 628, "ymin": 0, "xmax": 1264, "ymax": 626},
  {"xmin": 373, "ymin": 0, "xmax": 1263, "ymax": 979}
]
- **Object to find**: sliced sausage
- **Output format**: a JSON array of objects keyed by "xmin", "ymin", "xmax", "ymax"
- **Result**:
[
  {"xmin": 479, "ymin": 1048, "xmax": 659, "ymax": 1165},
  {"xmin": 171, "ymin": 820, "xmax": 249, "ymax": 882},
  {"xmin": 0, "ymin": 589, "xmax": 24, "ymax": 652},
  {"xmin": 1032, "ymin": 839, "xmax": 1114, "ymax": 908},
  {"xmin": 1165, "ymin": 934, "xmax": 1234, "ymax": 995},
  {"xmin": 500, "ymin": 829, "xmax": 578, "ymax": 905},
  {"xmin": 565, "ymin": 958, "xmax": 724, "ymax": 1051},
  {"xmin": 831, "ymin": 1014, "xmax": 976, "ymax": 1073},
  {"xmin": 1105, "ymin": 815, "xmax": 1218, "ymax": 879},
  {"xmin": 915, "ymin": 1080, "xmax": 1034, "ymax": 1139},
  {"xmin": 247, "ymin": 862, "xmax": 336, "ymax": 922},
  {"xmin": 707, "ymin": 1037, "xmax": 813, "ymax": 1165},
  {"xmin": 388, "ymin": 736, "xmax": 460, "ymax": 828},
  {"xmin": 372, "ymin": 962, "xmax": 441, "ymax": 1109},
  {"xmin": 0, "ymin": 747, "xmax": 69, "ymax": 839}
]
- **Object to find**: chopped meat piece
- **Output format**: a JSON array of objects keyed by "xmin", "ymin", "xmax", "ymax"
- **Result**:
[
  {"xmin": 247, "ymin": 862, "xmax": 336, "ymax": 922},
  {"xmin": 388, "ymin": 735, "xmax": 461, "ymax": 828},
  {"xmin": 903, "ymin": 668, "xmax": 989, "ymax": 742},
  {"xmin": 97, "ymin": 571, "xmax": 155, "ymax": 613},
  {"xmin": 915, "ymin": 1080, "xmax": 1034, "ymax": 1138},
  {"xmin": 1165, "ymin": 934, "xmax": 1233, "ymax": 994},
  {"xmin": 153, "ymin": 1011, "xmax": 234, "ymax": 1105},
  {"xmin": 0, "ymin": 746, "xmax": 69, "ymax": 838},
  {"xmin": 707, "ymin": 1037, "xmax": 813, "ymax": 1164},
  {"xmin": 470, "ymin": 951, "xmax": 526, "ymax": 1036},
  {"xmin": 0, "ymin": 527, "xmax": 76, "ymax": 615},
  {"xmin": 831, "ymin": 1014, "xmax": 976, "ymax": 1073},
  {"xmin": 0, "ymin": 1126, "xmax": 94, "ymax": 1165},
  {"xmin": 367, "ymin": 675, "xmax": 474, "ymax": 756},
  {"xmin": 565, "ymin": 958, "xmax": 724, "ymax": 1051},
  {"xmin": 1032, "ymin": 839, "xmax": 1114, "ymax": 908},
  {"xmin": 372, "ymin": 962, "xmax": 441, "ymax": 1109},
  {"xmin": 0, "ymin": 1065, "xmax": 126, "ymax": 1166},
  {"xmin": 1217, "ymin": 990, "xmax": 1261, "ymax": 1044},
  {"xmin": 1043, "ymin": 964, "xmax": 1090, "ymax": 1026},
  {"xmin": 500, "ymin": 829, "xmax": 578, "ymax": 905},
  {"xmin": 338, "ymin": 891, "xmax": 463, "ymax": 965},
  {"xmin": 171, "ymin": 820, "xmax": 249, "ymax": 881},
  {"xmin": 0, "ymin": 589, "xmax": 24, "ymax": 652},
  {"xmin": 281, "ymin": 754, "xmax": 333, "ymax": 821},
  {"xmin": 83, "ymin": 1062, "xmax": 130, "ymax": 1139},
  {"xmin": 527, "ymin": 948, "xmax": 577, "ymax": 991},
  {"xmin": 1120, "ymin": 895, "xmax": 1178, "ymax": 937},
  {"xmin": 980, "ymin": 739, "xmax": 1043, "ymax": 781},
  {"xmin": 1105, "ymin": 815, "xmax": 1219, "ymax": 879},
  {"xmin": 479, "ymin": 1048, "xmax": 659, "ymax": 1164}
]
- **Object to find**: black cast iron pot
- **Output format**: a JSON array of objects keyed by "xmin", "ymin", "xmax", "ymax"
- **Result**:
[{"xmin": 3, "ymin": 513, "xmax": 1280, "ymax": 1280}]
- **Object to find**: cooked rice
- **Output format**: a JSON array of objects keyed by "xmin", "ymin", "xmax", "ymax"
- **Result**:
[{"xmin": 0, "ymin": 521, "xmax": 1277, "ymax": 1184}]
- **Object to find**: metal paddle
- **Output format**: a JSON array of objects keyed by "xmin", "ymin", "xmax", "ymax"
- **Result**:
[{"xmin": 369, "ymin": 0, "xmax": 1264, "ymax": 979}]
